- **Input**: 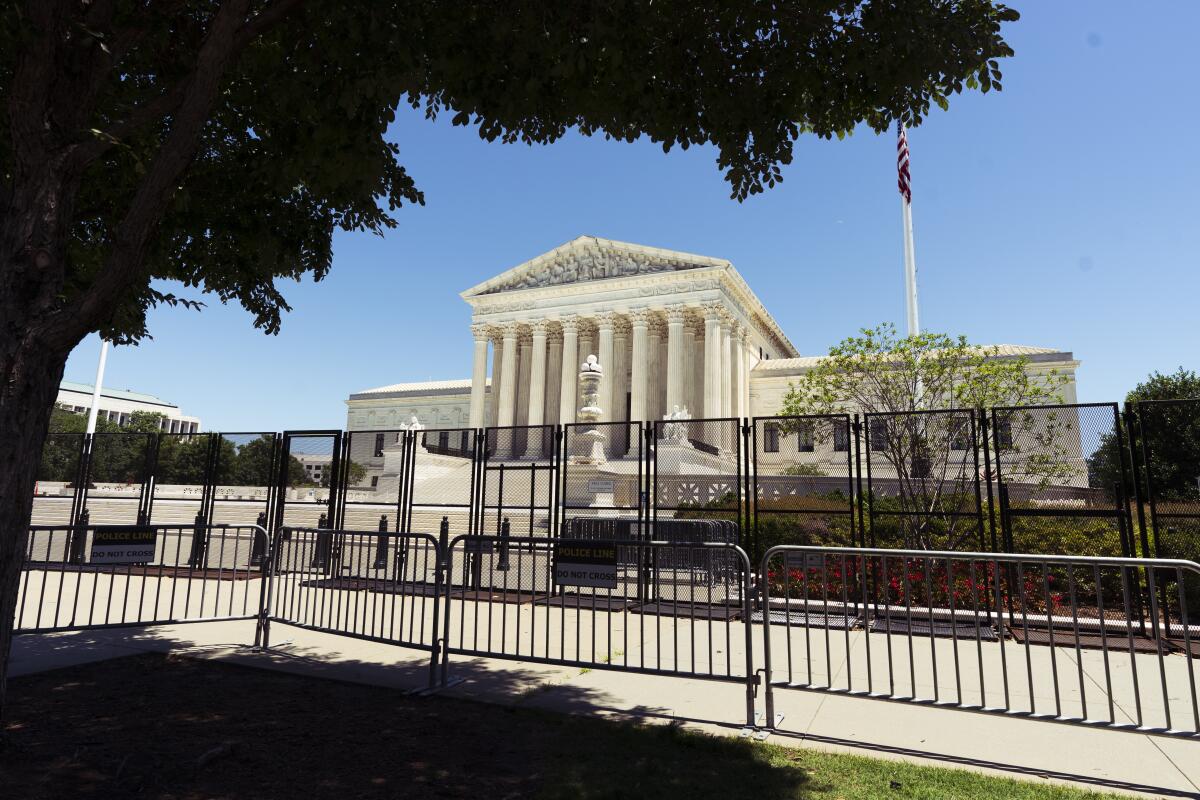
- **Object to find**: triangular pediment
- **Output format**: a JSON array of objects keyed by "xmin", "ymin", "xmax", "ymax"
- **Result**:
[{"xmin": 461, "ymin": 236, "xmax": 730, "ymax": 298}]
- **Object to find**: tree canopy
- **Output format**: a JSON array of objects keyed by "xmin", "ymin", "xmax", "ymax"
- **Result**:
[{"xmin": 0, "ymin": 1, "xmax": 1019, "ymax": 347}]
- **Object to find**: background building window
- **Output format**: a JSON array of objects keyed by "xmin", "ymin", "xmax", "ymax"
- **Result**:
[
  {"xmin": 374, "ymin": 433, "xmax": 385, "ymax": 457},
  {"xmin": 370, "ymin": 476, "xmax": 379, "ymax": 488},
  {"xmin": 869, "ymin": 418, "xmax": 889, "ymax": 451},
  {"xmin": 797, "ymin": 421, "xmax": 815, "ymax": 453},
  {"xmin": 763, "ymin": 423, "xmax": 780, "ymax": 453},
  {"xmin": 833, "ymin": 426, "xmax": 849, "ymax": 452}
]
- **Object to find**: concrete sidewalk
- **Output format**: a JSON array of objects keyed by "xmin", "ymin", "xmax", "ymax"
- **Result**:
[{"xmin": 9, "ymin": 620, "xmax": 1199, "ymax": 799}]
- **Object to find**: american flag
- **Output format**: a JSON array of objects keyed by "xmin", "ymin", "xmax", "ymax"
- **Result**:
[{"xmin": 896, "ymin": 120, "xmax": 912, "ymax": 204}]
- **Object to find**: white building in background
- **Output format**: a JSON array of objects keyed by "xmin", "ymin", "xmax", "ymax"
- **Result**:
[
  {"xmin": 345, "ymin": 236, "xmax": 1079, "ymax": 434},
  {"xmin": 56, "ymin": 381, "xmax": 202, "ymax": 433}
]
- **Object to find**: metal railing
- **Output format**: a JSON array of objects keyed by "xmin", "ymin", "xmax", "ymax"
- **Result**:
[
  {"xmin": 15, "ymin": 521, "xmax": 1200, "ymax": 738},
  {"xmin": 759, "ymin": 545, "xmax": 1200, "ymax": 739},
  {"xmin": 17, "ymin": 523, "xmax": 268, "ymax": 633}
]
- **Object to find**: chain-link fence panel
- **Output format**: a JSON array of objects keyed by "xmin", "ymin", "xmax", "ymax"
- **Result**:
[
  {"xmin": 33, "ymin": 433, "xmax": 87, "ymax": 527},
  {"xmin": 652, "ymin": 417, "xmax": 743, "ymax": 546}
]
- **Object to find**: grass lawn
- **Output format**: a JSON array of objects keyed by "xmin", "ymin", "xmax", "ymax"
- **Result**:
[{"xmin": 1, "ymin": 653, "xmax": 1119, "ymax": 799}]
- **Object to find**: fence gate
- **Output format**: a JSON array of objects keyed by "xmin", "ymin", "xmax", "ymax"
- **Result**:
[
  {"xmin": 34, "ymin": 432, "xmax": 88, "ymax": 528},
  {"xmin": 477, "ymin": 425, "xmax": 559, "ymax": 540},
  {"xmin": 862, "ymin": 410, "xmax": 989, "ymax": 552},
  {"xmin": 991, "ymin": 403, "xmax": 1134, "ymax": 558},
  {"xmin": 751, "ymin": 414, "xmax": 860, "ymax": 559}
]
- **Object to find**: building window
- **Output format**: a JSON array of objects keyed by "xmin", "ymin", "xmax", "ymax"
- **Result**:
[
  {"xmin": 869, "ymin": 418, "xmax": 889, "ymax": 451},
  {"xmin": 833, "ymin": 425, "xmax": 849, "ymax": 453},
  {"xmin": 374, "ymin": 433, "xmax": 385, "ymax": 457},
  {"xmin": 797, "ymin": 421, "xmax": 815, "ymax": 453},
  {"xmin": 763, "ymin": 423, "xmax": 780, "ymax": 453},
  {"xmin": 370, "ymin": 476, "xmax": 379, "ymax": 488}
]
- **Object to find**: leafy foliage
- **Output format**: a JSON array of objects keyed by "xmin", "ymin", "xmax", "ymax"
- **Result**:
[{"xmin": 781, "ymin": 324, "xmax": 1068, "ymax": 549}]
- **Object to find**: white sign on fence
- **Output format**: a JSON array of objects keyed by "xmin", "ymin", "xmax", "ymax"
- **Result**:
[{"xmin": 89, "ymin": 526, "xmax": 157, "ymax": 565}]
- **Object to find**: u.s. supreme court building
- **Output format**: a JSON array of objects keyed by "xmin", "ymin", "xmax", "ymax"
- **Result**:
[{"xmin": 346, "ymin": 236, "xmax": 1078, "ymax": 442}]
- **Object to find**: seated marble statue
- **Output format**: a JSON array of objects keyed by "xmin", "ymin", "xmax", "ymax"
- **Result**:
[{"xmin": 580, "ymin": 354, "xmax": 602, "ymax": 373}]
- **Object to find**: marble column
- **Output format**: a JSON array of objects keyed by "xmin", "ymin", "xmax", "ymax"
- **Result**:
[
  {"xmin": 596, "ymin": 312, "xmax": 615, "ymax": 422},
  {"xmin": 703, "ymin": 304, "xmax": 722, "ymax": 418},
  {"xmin": 737, "ymin": 325, "xmax": 751, "ymax": 421},
  {"xmin": 488, "ymin": 333, "xmax": 503, "ymax": 428},
  {"xmin": 721, "ymin": 315, "xmax": 733, "ymax": 419},
  {"xmin": 682, "ymin": 323, "xmax": 696, "ymax": 417},
  {"xmin": 732, "ymin": 324, "xmax": 746, "ymax": 421},
  {"xmin": 497, "ymin": 323, "xmax": 518, "ymax": 428},
  {"xmin": 469, "ymin": 324, "xmax": 489, "ymax": 429},
  {"xmin": 647, "ymin": 319, "xmax": 664, "ymax": 426},
  {"xmin": 527, "ymin": 320, "xmax": 549, "ymax": 428},
  {"xmin": 546, "ymin": 327, "xmax": 563, "ymax": 425},
  {"xmin": 665, "ymin": 305, "xmax": 686, "ymax": 413},
  {"xmin": 628, "ymin": 309, "xmax": 650, "ymax": 423},
  {"xmin": 558, "ymin": 316, "xmax": 579, "ymax": 426}
]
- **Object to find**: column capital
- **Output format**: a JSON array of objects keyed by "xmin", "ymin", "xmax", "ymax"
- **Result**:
[
  {"xmin": 498, "ymin": 320, "xmax": 520, "ymax": 339},
  {"xmin": 665, "ymin": 304, "xmax": 687, "ymax": 326},
  {"xmin": 628, "ymin": 308, "xmax": 653, "ymax": 328},
  {"xmin": 735, "ymin": 323, "xmax": 750, "ymax": 342},
  {"xmin": 559, "ymin": 315, "xmax": 580, "ymax": 335},
  {"xmin": 529, "ymin": 319, "xmax": 550, "ymax": 338},
  {"xmin": 701, "ymin": 301, "xmax": 723, "ymax": 323},
  {"xmin": 595, "ymin": 311, "xmax": 617, "ymax": 331},
  {"xmin": 470, "ymin": 322, "xmax": 490, "ymax": 341}
]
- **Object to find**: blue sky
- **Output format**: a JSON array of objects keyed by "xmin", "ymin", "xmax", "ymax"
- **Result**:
[{"xmin": 64, "ymin": 1, "xmax": 1200, "ymax": 431}]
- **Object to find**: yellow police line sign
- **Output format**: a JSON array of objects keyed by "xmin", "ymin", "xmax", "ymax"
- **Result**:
[
  {"xmin": 90, "ymin": 525, "xmax": 158, "ymax": 565},
  {"xmin": 553, "ymin": 541, "xmax": 618, "ymax": 589}
]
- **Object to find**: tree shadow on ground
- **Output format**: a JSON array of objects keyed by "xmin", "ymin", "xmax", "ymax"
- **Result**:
[{"xmin": 2, "ymin": 650, "xmax": 814, "ymax": 800}]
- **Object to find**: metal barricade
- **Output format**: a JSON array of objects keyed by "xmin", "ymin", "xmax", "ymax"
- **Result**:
[
  {"xmin": 442, "ymin": 532, "xmax": 757, "ymax": 726},
  {"xmin": 262, "ymin": 526, "xmax": 444, "ymax": 685},
  {"xmin": 759, "ymin": 545, "xmax": 1200, "ymax": 739},
  {"xmin": 17, "ymin": 523, "xmax": 268, "ymax": 633}
]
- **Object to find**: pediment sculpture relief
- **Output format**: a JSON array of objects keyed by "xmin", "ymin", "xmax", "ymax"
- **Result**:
[{"xmin": 481, "ymin": 250, "xmax": 700, "ymax": 294}]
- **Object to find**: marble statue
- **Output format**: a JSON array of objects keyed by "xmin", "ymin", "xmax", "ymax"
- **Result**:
[{"xmin": 581, "ymin": 353, "xmax": 603, "ymax": 373}]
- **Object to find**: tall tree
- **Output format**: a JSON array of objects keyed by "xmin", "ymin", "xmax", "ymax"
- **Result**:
[
  {"xmin": 780, "ymin": 324, "xmax": 1066, "ymax": 549},
  {"xmin": 0, "ymin": 0, "xmax": 1018, "ymax": 714}
]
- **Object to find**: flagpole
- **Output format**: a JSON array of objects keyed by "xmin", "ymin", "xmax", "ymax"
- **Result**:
[
  {"xmin": 896, "ymin": 120, "xmax": 920, "ymax": 337},
  {"xmin": 901, "ymin": 192, "xmax": 919, "ymax": 337},
  {"xmin": 85, "ymin": 341, "xmax": 109, "ymax": 436}
]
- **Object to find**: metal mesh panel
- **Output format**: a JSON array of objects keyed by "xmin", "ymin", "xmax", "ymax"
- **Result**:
[
  {"xmin": 409, "ymin": 428, "xmax": 477, "ymax": 537},
  {"xmin": 85, "ymin": 432, "xmax": 154, "ymax": 523},
  {"xmin": 149, "ymin": 432, "xmax": 212, "ymax": 525},
  {"xmin": 752, "ymin": 415, "xmax": 857, "ymax": 555},
  {"xmin": 561, "ymin": 421, "xmax": 643, "ymax": 524},
  {"xmin": 992, "ymin": 404, "xmax": 1129, "ymax": 558},
  {"xmin": 210, "ymin": 433, "xmax": 277, "ymax": 527},
  {"xmin": 652, "ymin": 417, "xmax": 742, "ymax": 529},
  {"xmin": 33, "ymin": 433, "xmax": 85, "ymax": 526},
  {"xmin": 863, "ymin": 410, "xmax": 986, "ymax": 551},
  {"xmin": 1133, "ymin": 399, "xmax": 1200, "ymax": 625},
  {"xmin": 277, "ymin": 433, "xmax": 339, "ymax": 529},
  {"xmin": 340, "ymin": 429, "xmax": 406, "ymax": 531},
  {"xmin": 480, "ymin": 426, "xmax": 556, "ymax": 539}
]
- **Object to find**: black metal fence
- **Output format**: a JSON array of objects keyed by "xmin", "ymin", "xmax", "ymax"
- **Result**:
[
  {"xmin": 30, "ymin": 401, "xmax": 1200, "ymax": 572},
  {"xmin": 15, "ymin": 519, "xmax": 1197, "ymax": 738}
]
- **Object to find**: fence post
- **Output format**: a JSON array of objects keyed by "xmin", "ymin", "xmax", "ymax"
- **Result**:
[
  {"xmin": 311, "ymin": 511, "xmax": 330, "ymax": 570},
  {"xmin": 253, "ymin": 523, "xmax": 275, "ymax": 648},
  {"xmin": 431, "ymin": 515, "xmax": 450, "ymax": 687},
  {"xmin": 250, "ymin": 511, "xmax": 268, "ymax": 566},
  {"xmin": 374, "ymin": 514, "xmax": 389, "ymax": 569},
  {"xmin": 67, "ymin": 508, "xmax": 89, "ymax": 564},
  {"xmin": 188, "ymin": 511, "xmax": 209, "ymax": 568},
  {"xmin": 497, "ymin": 517, "xmax": 511, "ymax": 571}
]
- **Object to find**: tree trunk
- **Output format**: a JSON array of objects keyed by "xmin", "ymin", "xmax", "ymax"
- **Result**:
[{"xmin": 0, "ymin": 331, "xmax": 71, "ymax": 722}]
